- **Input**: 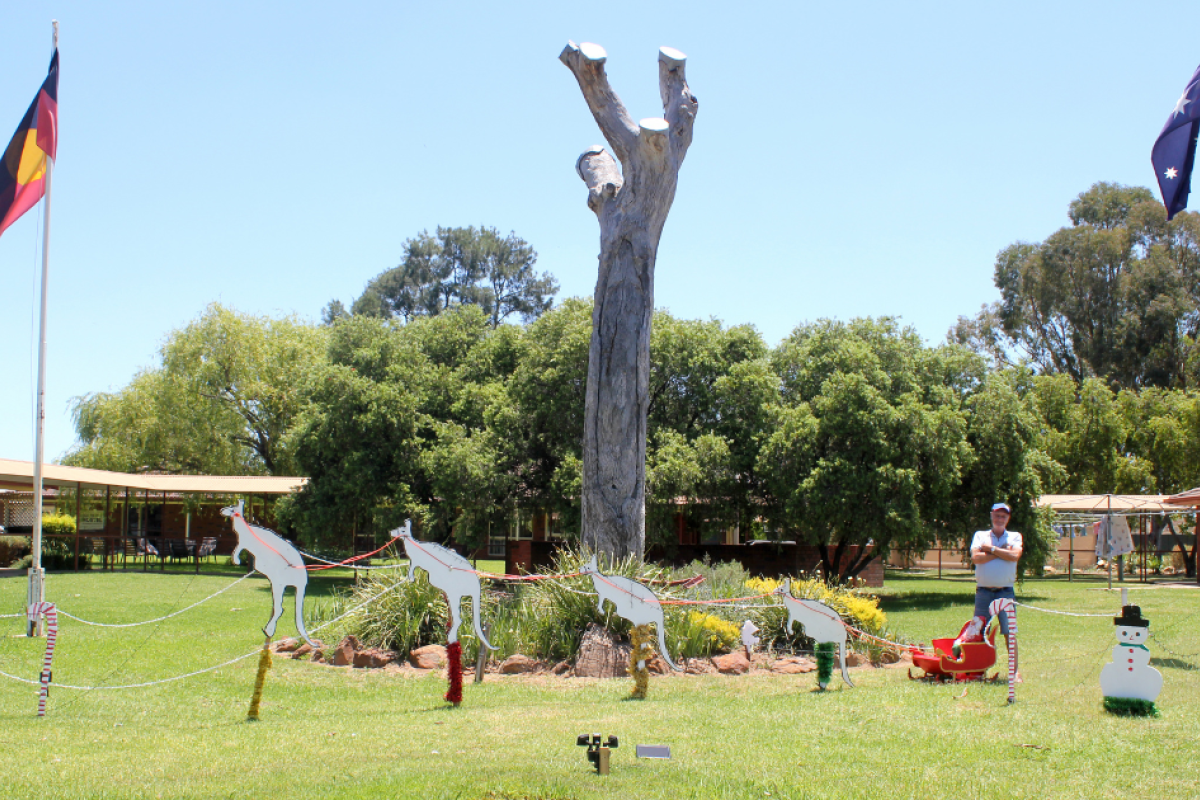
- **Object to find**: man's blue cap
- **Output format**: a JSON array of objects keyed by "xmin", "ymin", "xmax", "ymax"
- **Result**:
[{"xmin": 991, "ymin": 502, "xmax": 1012, "ymax": 513}]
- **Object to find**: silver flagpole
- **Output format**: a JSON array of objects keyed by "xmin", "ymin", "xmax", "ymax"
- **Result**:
[{"xmin": 28, "ymin": 19, "xmax": 58, "ymax": 637}]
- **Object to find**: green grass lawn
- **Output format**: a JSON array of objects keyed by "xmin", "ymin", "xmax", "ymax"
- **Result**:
[{"xmin": 1, "ymin": 569, "xmax": 1197, "ymax": 800}]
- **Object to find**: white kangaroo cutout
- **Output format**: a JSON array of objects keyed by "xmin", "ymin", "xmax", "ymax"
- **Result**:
[
  {"xmin": 222, "ymin": 500, "xmax": 312, "ymax": 645},
  {"xmin": 579, "ymin": 555, "xmax": 681, "ymax": 671},
  {"xmin": 775, "ymin": 579, "xmax": 854, "ymax": 688},
  {"xmin": 390, "ymin": 520, "xmax": 496, "ymax": 650}
]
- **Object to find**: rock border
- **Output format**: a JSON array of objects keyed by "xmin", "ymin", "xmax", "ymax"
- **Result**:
[{"xmin": 271, "ymin": 636, "xmax": 911, "ymax": 679}]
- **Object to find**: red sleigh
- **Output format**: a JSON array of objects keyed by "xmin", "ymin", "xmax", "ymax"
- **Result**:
[{"xmin": 907, "ymin": 619, "xmax": 999, "ymax": 682}]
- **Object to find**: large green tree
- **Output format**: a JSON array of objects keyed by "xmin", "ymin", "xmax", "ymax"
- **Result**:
[
  {"xmin": 644, "ymin": 314, "xmax": 772, "ymax": 547},
  {"xmin": 281, "ymin": 306, "xmax": 524, "ymax": 548},
  {"xmin": 491, "ymin": 299, "xmax": 592, "ymax": 530},
  {"xmin": 950, "ymin": 369, "xmax": 1061, "ymax": 576},
  {"xmin": 759, "ymin": 318, "xmax": 976, "ymax": 582},
  {"xmin": 351, "ymin": 226, "xmax": 559, "ymax": 328}
]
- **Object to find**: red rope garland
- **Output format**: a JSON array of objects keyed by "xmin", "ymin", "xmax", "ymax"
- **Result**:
[{"xmin": 304, "ymin": 538, "xmax": 399, "ymax": 571}]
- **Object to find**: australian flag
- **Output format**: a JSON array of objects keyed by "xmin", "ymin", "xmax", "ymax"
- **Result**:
[{"xmin": 1153, "ymin": 62, "xmax": 1200, "ymax": 220}]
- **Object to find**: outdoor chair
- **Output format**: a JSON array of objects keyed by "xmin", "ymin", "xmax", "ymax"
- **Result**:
[
  {"xmin": 198, "ymin": 537, "xmax": 218, "ymax": 561},
  {"xmin": 169, "ymin": 539, "xmax": 190, "ymax": 562},
  {"xmin": 88, "ymin": 537, "xmax": 112, "ymax": 570}
]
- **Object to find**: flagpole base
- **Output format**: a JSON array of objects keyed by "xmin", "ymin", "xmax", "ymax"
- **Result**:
[{"xmin": 27, "ymin": 568, "xmax": 45, "ymax": 637}]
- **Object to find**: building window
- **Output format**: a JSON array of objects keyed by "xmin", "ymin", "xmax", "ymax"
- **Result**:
[
  {"xmin": 511, "ymin": 510, "xmax": 533, "ymax": 541},
  {"xmin": 488, "ymin": 535, "xmax": 506, "ymax": 558}
]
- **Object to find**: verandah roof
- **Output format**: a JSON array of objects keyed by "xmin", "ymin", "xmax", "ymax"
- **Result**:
[{"xmin": 0, "ymin": 458, "xmax": 306, "ymax": 495}]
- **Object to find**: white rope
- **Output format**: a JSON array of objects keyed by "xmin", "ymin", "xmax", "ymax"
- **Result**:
[
  {"xmin": 314, "ymin": 561, "xmax": 411, "ymax": 571},
  {"xmin": 0, "ymin": 613, "xmax": 24, "ymax": 619},
  {"xmin": 0, "ymin": 571, "xmax": 408, "ymax": 692},
  {"xmin": 0, "ymin": 668, "xmax": 47, "ymax": 686},
  {"xmin": 53, "ymin": 572, "xmax": 257, "ymax": 627},
  {"xmin": 20, "ymin": 650, "xmax": 264, "ymax": 690},
  {"xmin": 1014, "ymin": 601, "xmax": 1113, "ymax": 618}
]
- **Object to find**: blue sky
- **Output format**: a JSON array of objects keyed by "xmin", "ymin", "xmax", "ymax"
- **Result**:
[{"xmin": 1, "ymin": 1, "xmax": 1196, "ymax": 465}]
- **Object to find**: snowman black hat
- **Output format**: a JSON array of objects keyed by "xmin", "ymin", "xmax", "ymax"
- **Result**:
[{"xmin": 1114, "ymin": 605, "xmax": 1149, "ymax": 628}]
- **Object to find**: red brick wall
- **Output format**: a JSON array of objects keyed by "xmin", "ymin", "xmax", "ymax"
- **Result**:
[{"xmin": 506, "ymin": 540, "xmax": 534, "ymax": 577}]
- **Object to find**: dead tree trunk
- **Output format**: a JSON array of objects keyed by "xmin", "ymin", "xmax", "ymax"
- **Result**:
[{"xmin": 560, "ymin": 42, "xmax": 698, "ymax": 561}]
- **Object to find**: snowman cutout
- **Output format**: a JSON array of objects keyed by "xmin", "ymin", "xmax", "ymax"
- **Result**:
[{"xmin": 1099, "ymin": 603, "xmax": 1162, "ymax": 704}]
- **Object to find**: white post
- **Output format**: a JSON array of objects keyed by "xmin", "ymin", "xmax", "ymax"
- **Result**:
[
  {"xmin": 1106, "ymin": 495, "xmax": 1113, "ymax": 592},
  {"xmin": 28, "ymin": 20, "xmax": 58, "ymax": 637}
]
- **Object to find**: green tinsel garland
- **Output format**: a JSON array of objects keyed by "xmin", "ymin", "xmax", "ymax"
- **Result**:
[
  {"xmin": 815, "ymin": 642, "xmax": 835, "ymax": 689},
  {"xmin": 1103, "ymin": 697, "xmax": 1159, "ymax": 717}
]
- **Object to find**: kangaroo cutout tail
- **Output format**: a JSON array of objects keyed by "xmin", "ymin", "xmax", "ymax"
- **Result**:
[
  {"xmin": 839, "ymin": 641, "xmax": 854, "ymax": 688},
  {"xmin": 657, "ymin": 623, "xmax": 681, "ymax": 672},
  {"xmin": 472, "ymin": 591, "xmax": 497, "ymax": 651},
  {"xmin": 295, "ymin": 582, "xmax": 313, "ymax": 646}
]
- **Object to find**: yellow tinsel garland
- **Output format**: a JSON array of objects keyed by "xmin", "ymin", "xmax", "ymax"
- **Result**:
[
  {"xmin": 628, "ymin": 624, "xmax": 654, "ymax": 699},
  {"xmin": 246, "ymin": 636, "xmax": 273, "ymax": 721}
]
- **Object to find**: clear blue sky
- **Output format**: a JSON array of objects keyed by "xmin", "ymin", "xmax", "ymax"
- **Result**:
[{"xmin": 1, "ymin": 1, "xmax": 1196, "ymax": 465}]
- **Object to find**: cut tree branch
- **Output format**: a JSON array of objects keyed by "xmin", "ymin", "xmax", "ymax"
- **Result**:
[{"xmin": 559, "ymin": 42, "xmax": 638, "ymax": 165}]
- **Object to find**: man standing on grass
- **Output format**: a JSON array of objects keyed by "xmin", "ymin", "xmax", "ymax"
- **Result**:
[{"xmin": 967, "ymin": 502, "xmax": 1023, "ymax": 675}]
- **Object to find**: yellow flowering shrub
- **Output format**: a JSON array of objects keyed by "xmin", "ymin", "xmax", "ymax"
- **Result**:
[
  {"xmin": 744, "ymin": 576, "xmax": 782, "ymax": 594},
  {"xmin": 669, "ymin": 611, "xmax": 741, "ymax": 657}
]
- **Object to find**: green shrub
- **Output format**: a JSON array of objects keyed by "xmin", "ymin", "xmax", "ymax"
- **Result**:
[
  {"xmin": 309, "ymin": 568, "xmax": 453, "ymax": 656},
  {"xmin": 743, "ymin": 574, "xmax": 899, "ymax": 660},
  {"xmin": 313, "ymin": 546, "xmax": 900, "ymax": 665},
  {"xmin": 10, "ymin": 549, "xmax": 82, "ymax": 571},
  {"xmin": 0, "ymin": 535, "xmax": 31, "ymax": 567}
]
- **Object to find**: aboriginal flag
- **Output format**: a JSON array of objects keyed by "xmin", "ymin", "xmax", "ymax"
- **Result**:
[{"xmin": 0, "ymin": 49, "xmax": 58, "ymax": 237}]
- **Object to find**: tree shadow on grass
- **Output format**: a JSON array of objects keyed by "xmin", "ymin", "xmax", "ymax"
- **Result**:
[
  {"xmin": 878, "ymin": 592, "xmax": 973, "ymax": 613},
  {"xmin": 245, "ymin": 578, "xmax": 352, "ymax": 599},
  {"xmin": 1151, "ymin": 656, "xmax": 1198, "ymax": 671}
]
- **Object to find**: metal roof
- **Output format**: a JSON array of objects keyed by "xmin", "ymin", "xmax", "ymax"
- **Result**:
[
  {"xmin": 0, "ymin": 458, "xmax": 306, "ymax": 495},
  {"xmin": 1035, "ymin": 494, "xmax": 1176, "ymax": 513},
  {"xmin": 1164, "ymin": 487, "xmax": 1200, "ymax": 507}
]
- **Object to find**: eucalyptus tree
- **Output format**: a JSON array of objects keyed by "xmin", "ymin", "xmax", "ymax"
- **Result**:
[
  {"xmin": 352, "ymin": 226, "xmax": 557, "ymax": 328},
  {"xmin": 957, "ymin": 182, "xmax": 1200, "ymax": 389}
]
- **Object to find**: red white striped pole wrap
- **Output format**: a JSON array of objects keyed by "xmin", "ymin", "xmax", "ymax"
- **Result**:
[
  {"xmin": 988, "ymin": 597, "xmax": 1017, "ymax": 704},
  {"xmin": 26, "ymin": 601, "xmax": 58, "ymax": 716}
]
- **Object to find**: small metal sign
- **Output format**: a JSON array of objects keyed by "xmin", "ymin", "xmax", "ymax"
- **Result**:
[{"xmin": 636, "ymin": 745, "xmax": 671, "ymax": 759}]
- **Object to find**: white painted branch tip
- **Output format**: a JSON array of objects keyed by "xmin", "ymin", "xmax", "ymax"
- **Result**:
[
  {"xmin": 639, "ymin": 118, "xmax": 669, "ymax": 134},
  {"xmin": 576, "ymin": 145, "xmax": 607, "ymax": 177},
  {"xmin": 579, "ymin": 42, "xmax": 607, "ymax": 62},
  {"xmin": 658, "ymin": 47, "xmax": 686, "ymax": 66}
]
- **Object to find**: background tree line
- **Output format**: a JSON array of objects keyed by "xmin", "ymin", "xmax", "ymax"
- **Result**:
[{"xmin": 64, "ymin": 188, "xmax": 1200, "ymax": 579}]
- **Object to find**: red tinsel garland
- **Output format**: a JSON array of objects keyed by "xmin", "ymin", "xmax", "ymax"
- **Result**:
[{"xmin": 445, "ymin": 641, "xmax": 463, "ymax": 706}]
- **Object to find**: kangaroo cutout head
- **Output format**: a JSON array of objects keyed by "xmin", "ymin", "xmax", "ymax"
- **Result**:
[
  {"xmin": 580, "ymin": 555, "xmax": 599, "ymax": 575},
  {"xmin": 220, "ymin": 500, "xmax": 245, "ymax": 519},
  {"xmin": 388, "ymin": 519, "xmax": 413, "ymax": 539}
]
